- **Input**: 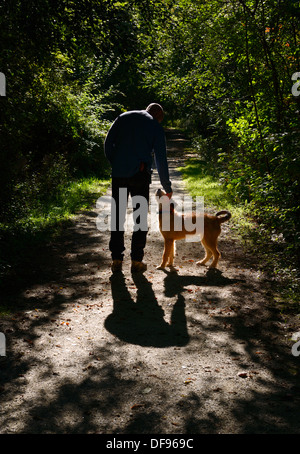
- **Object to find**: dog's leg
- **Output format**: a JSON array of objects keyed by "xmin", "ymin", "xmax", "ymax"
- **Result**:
[
  {"xmin": 166, "ymin": 240, "xmax": 175, "ymax": 266},
  {"xmin": 157, "ymin": 238, "xmax": 173, "ymax": 269},
  {"xmin": 205, "ymin": 236, "xmax": 221, "ymax": 268},
  {"xmin": 209, "ymin": 245, "xmax": 221, "ymax": 268},
  {"xmin": 207, "ymin": 231, "xmax": 221, "ymax": 268},
  {"xmin": 196, "ymin": 239, "xmax": 213, "ymax": 266}
]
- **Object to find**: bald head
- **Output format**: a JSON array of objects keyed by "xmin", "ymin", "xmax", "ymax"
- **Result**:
[{"xmin": 146, "ymin": 103, "xmax": 164, "ymax": 123}]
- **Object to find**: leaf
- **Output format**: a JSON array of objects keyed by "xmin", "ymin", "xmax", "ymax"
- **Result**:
[
  {"xmin": 237, "ymin": 372, "xmax": 248, "ymax": 378},
  {"xmin": 131, "ymin": 404, "xmax": 145, "ymax": 410},
  {"xmin": 142, "ymin": 387, "xmax": 152, "ymax": 394},
  {"xmin": 184, "ymin": 378, "xmax": 193, "ymax": 384},
  {"xmin": 24, "ymin": 338, "xmax": 33, "ymax": 344}
]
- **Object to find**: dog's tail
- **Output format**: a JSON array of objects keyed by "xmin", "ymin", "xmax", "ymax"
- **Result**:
[{"xmin": 216, "ymin": 210, "xmax": 231, "ymax": 223}]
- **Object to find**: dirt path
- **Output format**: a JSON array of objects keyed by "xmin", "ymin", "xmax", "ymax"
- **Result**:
[{"xmin": 0, "ymin": 130, "xmax": 300, "ymax": 434}]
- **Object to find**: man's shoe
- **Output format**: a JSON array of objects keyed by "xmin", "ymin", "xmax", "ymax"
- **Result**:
[
  {"xmin": 131, "ymin": 261, "xmax": 147, "ymax": 273},
  {"xmin": 111, "ymin": 260, "xmax": 122, "ymax": 272}
]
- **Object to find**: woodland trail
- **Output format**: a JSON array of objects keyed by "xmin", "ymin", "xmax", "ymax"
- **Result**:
[{"xmin": 0, "ymin": 129, "xmax": 299, "ymax": 435}]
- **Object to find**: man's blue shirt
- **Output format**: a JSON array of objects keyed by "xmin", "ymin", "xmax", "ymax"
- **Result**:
[{"xmin": 104, "ymin": 110, "xmax": 172, "ymax": 193}]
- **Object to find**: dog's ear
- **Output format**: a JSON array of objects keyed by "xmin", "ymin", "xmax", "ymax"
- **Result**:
[{"xmin": 156, "ymin": 188, "xmax": 166, "ymax": 198}]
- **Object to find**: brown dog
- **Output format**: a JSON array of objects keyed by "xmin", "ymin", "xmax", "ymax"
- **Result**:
[{"xmin": 155, "ymin": 188, "xmax": 231, "ymax": 269}]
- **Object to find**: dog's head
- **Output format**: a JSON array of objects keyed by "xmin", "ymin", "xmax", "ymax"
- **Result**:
[
  {"xmin": 155, "ymin": 188, "xmax": 165, "ymax": 200},
  {"xmin": 155, "ymin": 188, "xmax": 175, "ymax": 213}
]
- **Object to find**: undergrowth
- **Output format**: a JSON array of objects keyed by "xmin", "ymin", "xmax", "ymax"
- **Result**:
[
  {"xmin": 0, "ymin": 177, "xmax": 110, "ymax": 296},
  {"xmin": 178, "ymin": 152, "xmax": 300, "ymax": 313}
]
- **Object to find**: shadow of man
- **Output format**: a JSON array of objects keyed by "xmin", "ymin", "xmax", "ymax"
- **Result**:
[{"xmin": 104, "ymin": 272, "xmax": 189, "ymax": 347}]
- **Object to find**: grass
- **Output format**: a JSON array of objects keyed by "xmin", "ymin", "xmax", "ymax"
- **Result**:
[
  {"xmin": 177, "ymin": 158, "xmax": 252, "ymax": 233},
  {"xmin": 177, "ymin": 155, "xmax": 300, "ymax": 311},
  {"xmin": 22, "ymin": 177, "xmax": 111, "ymax": 231}
]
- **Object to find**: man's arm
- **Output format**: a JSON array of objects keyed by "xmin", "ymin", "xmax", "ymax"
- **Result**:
[{"xmin": 153, "ymin": 127, "xmax": 172, "ymax": 194}]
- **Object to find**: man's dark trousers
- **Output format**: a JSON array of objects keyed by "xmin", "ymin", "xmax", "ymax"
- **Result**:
[{"xmin": 109, "ymin": 169, "xmax": 151, "ymax": 262}]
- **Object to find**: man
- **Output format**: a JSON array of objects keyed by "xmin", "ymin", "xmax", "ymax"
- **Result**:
[{"xmin": 104, "ymin": 103, "xmax": 172, "ymax": 272}]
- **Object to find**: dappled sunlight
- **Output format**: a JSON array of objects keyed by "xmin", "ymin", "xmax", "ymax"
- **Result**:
[{"xmin": 0, "ymin": 131, "xmax": 299, "ymax": 435}]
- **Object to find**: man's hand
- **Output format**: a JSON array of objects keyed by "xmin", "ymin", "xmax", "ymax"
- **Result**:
[{"xmin": 166, "ymin": 192, "xmax": 173, "ymax": 199}]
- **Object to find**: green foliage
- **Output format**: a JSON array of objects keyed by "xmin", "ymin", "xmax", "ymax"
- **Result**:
[
  {"xmin": 137, "ymin": 0, "xmax": 300, "ymax": 271},
  {"xmin": 0, "ymin": 178, "xmax": 110, "ymax": 285},
  {"xmin": 178, "ymin": 155, "xmax": 252, "ymax": 233},
  {"xmin": 179, "ymin": 149, "xmax": 300, "ymax": 305},
  {"xmin": 0, "ymin": 2, "xmax": 124, "ymax": 222},
  {"xmin": 16, "ymin": 177, "xmax": 110, "ymax": 231}
]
